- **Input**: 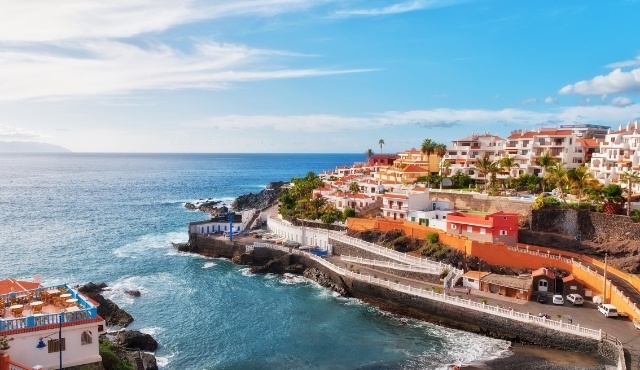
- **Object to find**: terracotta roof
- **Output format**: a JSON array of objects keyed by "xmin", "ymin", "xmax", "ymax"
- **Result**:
[
  {"xmin": 463, "ymin": 271, "xmax": 490, "ymax": 280},
  {"xmin": 562, "ymin": 274, "xmax": 577, "ymax": 283},
  {"xmin": 402, "ymin": 164, "xmax": 429, "ymax": 173},
  {"xmin": 532, "ymin": 268, "xmax": 555, "ymax": 279},
  {"xmin": 577, "ymin": 138, "xmax": 602, "ymax": 147},
  {"xmin": 0, "ymin": 278, "xmax": 41, "ymax": 294},
  {"xmin": 383, "ymin": 193, "xmax": 409, "ymax": 199},
  {"xmin": 481, "ymin": 273, "xmax": 532, "ymax": 290}
]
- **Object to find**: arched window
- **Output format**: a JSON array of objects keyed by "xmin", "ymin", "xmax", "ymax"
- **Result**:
[{"xmin": 81, "ymin": 330, "xmax": 92, "ymax": 345}]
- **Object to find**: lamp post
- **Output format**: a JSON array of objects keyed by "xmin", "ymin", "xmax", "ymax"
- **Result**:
[
  {"xmin": 228, "ymin": 211, "xmax": 234, "ymax": 241},
  {"xmin": 36, "ymin": 312, "xmax": 63, "ymax": 369}
]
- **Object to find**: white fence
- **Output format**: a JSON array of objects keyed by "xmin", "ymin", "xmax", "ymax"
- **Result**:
[
  {"xmin": 328, "ymin": 232, "xmax": 463, "ymax": 275},
  {"xmin": 340, "ymin": 255, "xmax": 445, "ymax": 275},
  {"xmin": 261, "ymin": 243, "xmax": 602, "ymax": 341}
]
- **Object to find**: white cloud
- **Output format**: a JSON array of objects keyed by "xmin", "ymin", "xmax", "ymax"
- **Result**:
[
  {"xmin": 519, "ymin": 98, "xmax": 537, "ymax": 106},
  {"xmin": 559, "ymin": 68, "xmax": 640, "ymax": 95},
  {"xmin": 0, "ymin": 125, "xmax": 44, "ymax": 140},
  {"xmin": 544, "ymin": 97, "xmax": 556, "ymax": 104},
  {"xmin": 606, "ymin": 56, "xmax": 640, "ymax": 69},
  {"xmin": 611, "ymin": 96, "xmax": 634, "ymax": 107},
  {"xmin": 0, "ymin": 40, "xmax": 372, "ymax": 101},
  {"xmin": 200, "ymin": 104, "xmax": 640, "ymax": 133},
  {"xmin": 0, "ymin": 0, "xmax": 331, "ymax": 42},
  {"xmin": 333, "ymin": 0, "xmax": 463, "ymax": 17}
]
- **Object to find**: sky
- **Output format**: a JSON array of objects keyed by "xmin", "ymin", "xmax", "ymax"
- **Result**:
[{"xmin": 2, "ymin": 0, "xmax": 640, "ymax": 153}]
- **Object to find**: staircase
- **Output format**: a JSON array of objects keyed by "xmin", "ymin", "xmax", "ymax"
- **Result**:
[{"xmin": 134, "ymin": 349, "xmax": 145, "ymax": 370}]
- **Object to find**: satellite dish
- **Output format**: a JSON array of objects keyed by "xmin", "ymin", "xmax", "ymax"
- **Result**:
[
  {"xmin": 33, "ymin": 274, "xmax": 42, "ymax": 284},
  {"xmin": 441, "ymin": 178, "xmax": 453, "ymax": 187}
]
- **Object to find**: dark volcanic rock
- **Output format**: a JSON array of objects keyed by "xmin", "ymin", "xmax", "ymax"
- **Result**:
[
  {"xmin": 125, "ymin": 290, "xmax": 141, "ymax": 297},
  {"xmin": 77, "ymin": 282, "xmax": 134, "ymax": 327},
  {"xmin": 250, "ymin": 254, "xmax": 305, "ymax": 275},
  {"xmin": 232, "ymin": 181, "xmax": 287, "ymax": 211},
  {"xmin": 116, "ymin": 330, "xmax": 158, "ymax": 352},
  {"xmin": 303, "ymin": 268, "xmax": 348, "ymax": 296}
]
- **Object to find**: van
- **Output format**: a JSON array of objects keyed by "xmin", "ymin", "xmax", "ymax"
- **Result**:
[
  {"xmin": 566, "ymin": 294, "xmax": 584, "ymax": 306},
  {"xmin": 598, "ymin": 304, "xmax": 618, "ymax": 317}
]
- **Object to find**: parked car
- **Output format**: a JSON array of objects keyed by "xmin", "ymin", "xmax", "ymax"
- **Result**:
[
  {"xmin": 566, "ymin": 293, "xmax": 584, "ymax": 306},
  {"xmin": 537, "ymin": 293, "xmax": 547, "ymax": 304},
  {"xmin": 597, "ymin": 304, "xmax": 618, "ymax": 317},
  {"xmin": 552, "ymin": 294, "xmax": 564, "ymax": 305}
]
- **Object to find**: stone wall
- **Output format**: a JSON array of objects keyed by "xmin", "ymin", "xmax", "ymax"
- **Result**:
[
  {"xmin": 330, "ymin": 239, "xmax": 396, "ymax": 262},
  {"xmin": 430, "ymin": 191, "xmax": 533, "ymax": 223},
  {"xmin": 530, "ymin": 208, "xmax": 640, "ymax": 242}
]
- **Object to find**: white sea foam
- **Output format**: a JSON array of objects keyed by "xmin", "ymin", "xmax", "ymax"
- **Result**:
[
  {"xmin": 113, "ymin": 231, "xmax": 187, "ymax": 259},
  {"xmin": 155, "ymin": 351, "xmax": 176, "ymax": 368},
  {"xmin": 202, "ymin": 262, "xmax": 216, "ymax": 269},
  {"xmin": 139, "ymin": 326, "xmax": 165, "ymax": 337},
  {"xmin": 240, "ymin": 268, "xmax": 255, "ymax": 277},
  {"xmin": 279, "ymin": 273, "xmax": 306, "ymax": 285}
]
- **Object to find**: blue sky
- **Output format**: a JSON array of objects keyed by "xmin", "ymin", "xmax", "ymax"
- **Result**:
[{"xmin": 1, "ymin": 0, "xmax": 640, "ymax": 153}]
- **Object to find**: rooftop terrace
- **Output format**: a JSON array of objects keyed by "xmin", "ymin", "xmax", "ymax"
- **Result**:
[{"xmin": 0, "ymin": 284, "xmax": 98, "ymax": 333}]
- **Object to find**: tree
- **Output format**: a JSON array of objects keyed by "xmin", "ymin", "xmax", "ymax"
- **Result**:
[
  {"xmin": 499, "ymin": 155, "xmax": 519, "ymax": 189},
  {"xmin": 620, "ymin": 171, "xmax": 640, "ymax": 216},
  {"xmin": 421, "ymin": 138, "xmax": 436, "ymax": 159},
  {"xmin": 536, "ymin": 151, "xmax": 556, "ymax": 191},
  {"xmin": 474, "ymin": 154, "xmax": 496, "ymax": 191},
  {"xmin": 378, "ymin": 139, "xmax": 385, "ymax": 154},
  {"xmin": 365, "ymin": 148, "xmax": 374, "ymax": 160},
  {"xmin": 567, "ymin": 165, "xmax": 598, "ymax": 202},
  {"xmin": 343, "ymin": 208, "xmax": 357, "ymax": 218},
  {"xmin": 348, "ymin": 181, "xmax": 360, "ymax": 193},
  {"xmin": 544, "ymin": 163, "xmax": 569, "ymax": 204}
]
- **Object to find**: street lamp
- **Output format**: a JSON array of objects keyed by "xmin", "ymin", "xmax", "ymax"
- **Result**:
[
  {"xmin": 228, "ymin": 211, "xmax": 235, "ymax": 241},
  {"xmin": 36, "ymin": 312, "xmax": 63, "ymax": 369}
]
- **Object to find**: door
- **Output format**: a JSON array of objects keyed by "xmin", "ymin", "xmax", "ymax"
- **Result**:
[{"xmin": 538, "ymin": 279, "xmax": 548, "ymax": 292}]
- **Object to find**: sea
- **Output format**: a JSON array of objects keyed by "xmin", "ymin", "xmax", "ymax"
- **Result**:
[{"xmin": 0, "ymin": 153, "xmax": 512, "ymax": 370}]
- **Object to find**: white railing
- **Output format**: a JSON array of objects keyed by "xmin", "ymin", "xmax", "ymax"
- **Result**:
[
  {"xmin": 328, "ymin": 232, "xmax": 462, "ymax": 275},
  {"xmin": 340, "ymin": 255, "xmax": 444, "ymax": 274},
  {"xmin": 263, "ymin": 244, "xmax": 602, "ymax": 340},
  {"xmin": 506, "ymin": 245, "xmax": 640, "ymax": 318}
]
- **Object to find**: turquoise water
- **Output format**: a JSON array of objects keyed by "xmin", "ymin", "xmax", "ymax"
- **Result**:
[{"xmin": 0, "ymin": 153, "xmax": 510, "ymax": 369}]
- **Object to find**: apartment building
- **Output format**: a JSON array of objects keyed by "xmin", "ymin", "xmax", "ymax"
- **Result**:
[
  {"xmin": 590, "ymin": 121, "xmax": 640, "ymax": 190},
  {"xmin": 444, "ymin": 133, "xmax": 505, "ymax": 181}
]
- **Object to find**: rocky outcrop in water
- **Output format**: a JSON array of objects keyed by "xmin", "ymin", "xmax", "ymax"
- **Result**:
[
  {"xmin": 232, "ymin": 181, "xmax": 287, "ymax": 211},
  {"xmin": 77, "ymin": 282, "xmax": 159, "ymax": 370},
  {"xmin": 303, "ymin": 268, "xmax": 349, "ymax": 296}
]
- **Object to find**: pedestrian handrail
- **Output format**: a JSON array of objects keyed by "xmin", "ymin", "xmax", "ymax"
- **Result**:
[
  {"xmin": 328, "ymin": 232, "xmax": 462, "ymax": 275},
  {"xmin": 262, "ymin": 244, "xmax": 604, "ymax": 341},
  {"xmin": 340, "ymin": 255, "xmax": 443, "ymax": 274}
]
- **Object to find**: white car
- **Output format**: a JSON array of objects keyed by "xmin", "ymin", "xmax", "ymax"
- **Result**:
[
  {"xmin": 552, "ymin": 294, "xmax": 564, "ymax": 305},
  {"xmin": 598, "ymin": 304, "xmax": 618, "ymax": 317},
  {"xmin": 566, "ymin": 293, "xmax": 584, "ymax": 306}
]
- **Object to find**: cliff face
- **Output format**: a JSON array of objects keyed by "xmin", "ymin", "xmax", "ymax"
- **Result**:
[{"xmin": 232, "ymin": 181, "xmax": 287, "ymax": 211}]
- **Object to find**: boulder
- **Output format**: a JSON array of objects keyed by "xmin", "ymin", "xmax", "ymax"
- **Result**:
[
  {"xmin": 125, "ymin": 290, "xmax": 141, "ymax": 297},
  {"xmin": 115, "ymin": 330, "xmax": 158, "ymax": 352},
  {"xmin": 77, "ymin": 282, "xmax": 134, "ymax": 328}
]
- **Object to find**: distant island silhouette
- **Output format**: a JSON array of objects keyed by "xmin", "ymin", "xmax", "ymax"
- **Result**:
[{"xmin": 0, "ymin": 141, "xmax": 70, "ymax": 153}]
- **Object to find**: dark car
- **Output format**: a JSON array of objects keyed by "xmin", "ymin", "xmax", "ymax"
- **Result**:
[{"xmin": 537, "ymin": 293, "xmax": 547, "ymax": 303}]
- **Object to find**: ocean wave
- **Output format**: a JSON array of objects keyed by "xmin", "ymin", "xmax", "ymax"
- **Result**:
[
  {"xmin": 240, "ymin": 268, "xmax": 255, "ymax": 277},
  {"xmin": 112, "ymin": 231, "xmax": 187, "ymax": 259},
  {"xmin": 202, "ymin": 261, "xmax": 216, "ymax": 269},
  {"xmin": 139, "ymin": 326, "xmax": 166, "ymax": 337},
  {"xmin": 155, "ymin": 351, "xmax": 176, "ymax": 368}
]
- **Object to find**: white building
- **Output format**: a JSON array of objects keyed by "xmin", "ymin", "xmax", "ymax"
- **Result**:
[
  {"xmin": 445, "ymin": 133, "xmax": 506, "ymax": 180},
  {"xmin": 406, "ymin": 199, "xmax": 454, "ymax": 231},
  {"xmin": 0, "ymin": 278, "xmax": 105, "ymax": 369},
  {"xmin": 590, "ymin": 121, "xmax": 640, "ymax": 190}
]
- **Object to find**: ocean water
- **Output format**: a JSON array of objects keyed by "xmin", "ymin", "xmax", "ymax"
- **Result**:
[{"xmin": 0, "ymin": 153, "xmax": 511, "ymax": 369}]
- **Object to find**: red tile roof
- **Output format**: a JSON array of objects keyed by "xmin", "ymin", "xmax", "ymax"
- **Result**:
[
  {"xmin": 0, "ymin": 278, "xmax": 41, "ymax": 294},
  {"xmin": 402, "ymin": 165, "xmax": 429, "ymax": 173}
]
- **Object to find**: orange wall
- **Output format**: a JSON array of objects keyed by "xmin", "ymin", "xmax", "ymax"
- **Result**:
[{"xmin": 346, "ymin": 218, "xmax": 640, "ymax": 319}]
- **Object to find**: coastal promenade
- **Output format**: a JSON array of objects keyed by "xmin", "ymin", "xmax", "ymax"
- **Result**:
[{"xmin": 258, "ymin": 216, "xmax": 636, "ymax": 367}]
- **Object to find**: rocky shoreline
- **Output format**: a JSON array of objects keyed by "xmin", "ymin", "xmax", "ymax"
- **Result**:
[{"xmin": 78, "ymin": 282, "xmax": 158, "ymax": 370}]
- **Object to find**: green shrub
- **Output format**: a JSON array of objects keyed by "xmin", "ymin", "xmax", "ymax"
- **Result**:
[
  {"xmin": 99, "ymin": 341, "xmax": 134, "ymax": 370},
  {"xmin": 632, "ymin": 210, "xmax": 640, "ymax": 222},
  {"xmin": 426, "ymin": 232, "xmax": 439, "ymax": 244}
]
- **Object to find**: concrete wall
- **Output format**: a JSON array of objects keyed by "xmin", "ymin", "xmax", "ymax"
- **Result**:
[{"xmin": 530, "ymin": 208, "xmax": 640, "ymax": 242}]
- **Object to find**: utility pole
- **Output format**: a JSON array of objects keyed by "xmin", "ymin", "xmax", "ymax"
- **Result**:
[{"xmin": 603, "ymin": 253, "xmax": 608, "ymax": 303}]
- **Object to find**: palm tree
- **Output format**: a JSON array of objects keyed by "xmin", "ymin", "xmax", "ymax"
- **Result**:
[
  {"xmin": 365, "ymin": 148, "xmax": 374, "ymax": 160},
  {"xmin": 567, "ymin": 165, "xmax": 598, "ymax": 202},
  {"xmin": 421, "ymin": 138, "xmax": 436, "ymax": 160},
  {"xmin": 474, "ymin": 154, "xmax": 496, "ymax": 191},
  {"xmin": 544, "ymin": 163, "xmax": 569, "ymax": 203},
  {"xmin": 348, "ymin": 181, "xmax": 360, "ymax": 193},
  {"xmin": 378, "ymin": 139, "xmax": 385, "ymax": 154},
  {"xmin": 499, "ymin": 155, "xmax": 520, "ymax": 189},
  {"xmin": 620, "ymin": 170, "xmax": 640, "ymax": 216},
  {"xmin": 536, "ymin": 151, "xmax": 556, "ymax": 191}
]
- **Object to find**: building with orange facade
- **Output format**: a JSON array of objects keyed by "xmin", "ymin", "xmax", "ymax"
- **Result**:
[{"xmin": 445, "ymin": 211, "xmax": 518, "ymax": 246}]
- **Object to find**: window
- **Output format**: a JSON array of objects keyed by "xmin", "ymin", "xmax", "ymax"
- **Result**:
[
  {"xmin": 480, "ymin": 228, "xmax": 486, "ymax": 235},
  {"xmin": 499, "ymin": 230, "xmax": 507, "ymax": 236},
  {"xmin": 467, "ymin": 278, "xmax": 475, "ymax": 283},
  {"xmin": 48, "ymin": 338, "xmax": 66, "ymax": 353},
  {"xmin": 451, "ymin": 224, "xmax": 457, "ymax": 229},
  {"xmin": 81, "ymin": 331, "xmax": 92, "ymax": 345},
  {"xmin": 466, "ymin": 226, "xmax": 473, "ymax": 232}
]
